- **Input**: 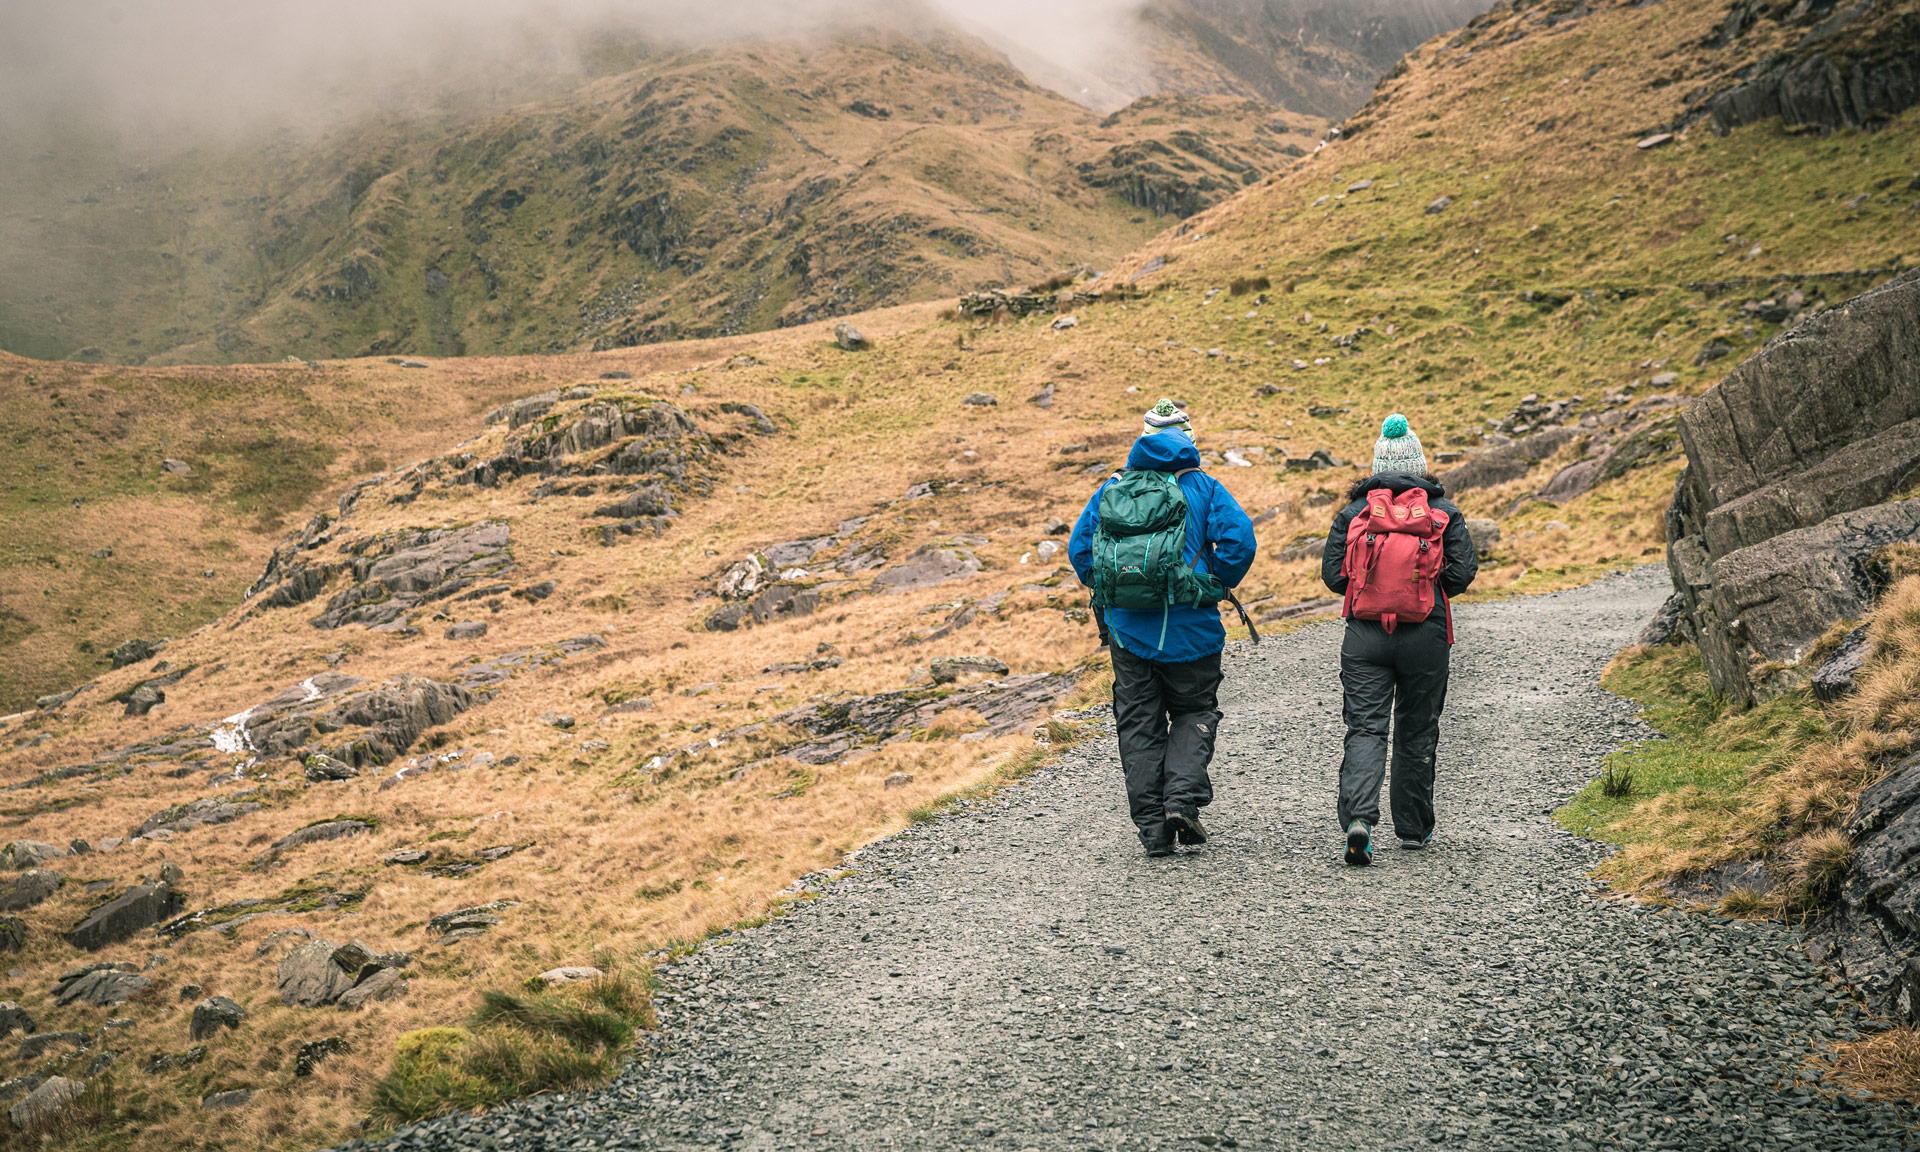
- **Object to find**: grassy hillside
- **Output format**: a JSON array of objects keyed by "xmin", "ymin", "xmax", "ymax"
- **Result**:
[
  {"xmin": 0, "ymin": 0, "xmax": 1915, "ymax": 1146},
  {"xmin": 0, "ymin": 29, "xmax": 1316, "ymax": 369}
]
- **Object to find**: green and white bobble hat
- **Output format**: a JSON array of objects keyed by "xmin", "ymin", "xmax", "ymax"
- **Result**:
[
  {"xmin": 1372, "ymin": 413, "xmax": 1428, "ymax": 475},
  {"xmin": 1142, "ymin": 397, "xmax": 1194, "ymax": 437}
]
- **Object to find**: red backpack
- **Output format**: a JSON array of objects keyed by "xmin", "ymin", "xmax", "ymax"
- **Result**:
[{"xmin": 1341, "ymin": 487, "xmax": 1453, "ymax": 640}]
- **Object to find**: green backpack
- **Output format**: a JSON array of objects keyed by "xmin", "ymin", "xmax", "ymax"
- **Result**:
[{"xmin": 1090, "ymin": 468, "xmax": 1226, "ymax": 612}]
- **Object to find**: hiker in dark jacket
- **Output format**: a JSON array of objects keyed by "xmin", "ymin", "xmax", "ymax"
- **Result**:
[
  {"xmin": 1321, "ymin": 415, "xmax": 1477, "ymax": 865},
  {"xmin": 1069, "ymin": 400, "xmax": 1258, "ymax": 857}
]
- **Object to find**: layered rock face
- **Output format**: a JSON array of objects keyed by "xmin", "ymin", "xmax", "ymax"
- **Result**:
[
  {"xmin": 1663, "ymin": 268, "xmax": 1920, "ymax": 704},
  {"xmin": 1659, "ymin": 269, "xmax": 1920, "ymax": 1018}
]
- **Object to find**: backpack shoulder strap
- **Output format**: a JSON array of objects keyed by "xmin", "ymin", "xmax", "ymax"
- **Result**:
[{"xmin": 1168, "ymin": 468, "xmax": 1216, "ymax": 573}]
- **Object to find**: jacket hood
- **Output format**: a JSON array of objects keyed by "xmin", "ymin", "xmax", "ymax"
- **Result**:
[
  {"xmin": 1345, "ymin": 471, "xmax": 1444, "ymax": 503},
  {"xmin": 1126, "ymin": 431, "xmax": 1201, "ymax": 472}
]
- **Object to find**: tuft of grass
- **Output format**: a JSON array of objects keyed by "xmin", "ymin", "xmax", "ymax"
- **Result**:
[
  {"xmin": 1826, "ymin": 1026, "xmax": 1920, "ymax": 1105},
  {"xmin": 371, "ymin": 976, "xmax": 651, "ymax": 1124},
  {"xmin": 1776, "ymin": 828, "xmax": 1854, "ymax": 913},
  {"xmin": 1717, "ymin": 887, "xmax": 1768, "ymax": 917},
  {"xmin": 1599, "ymin": 759, "xmax": 1635, "ymax": 799}
]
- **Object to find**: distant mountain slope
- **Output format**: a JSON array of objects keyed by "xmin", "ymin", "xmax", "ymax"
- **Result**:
[
  {"xmin": 0, "ymin": 28, "xmax": 1315, "ymax": 367},
  {"xmin": 1129, "ymin": 0, "xmax": 1495, "ymax": 118}
]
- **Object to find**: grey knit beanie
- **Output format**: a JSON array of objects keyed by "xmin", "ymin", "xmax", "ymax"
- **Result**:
[
  {"xmin": 1142, "ymin": 397, "xmax": 1194, "ymax": 438},
  {"xmin": 1371, "ymin": 413, "xmax": 1427, "ymax": 475}
]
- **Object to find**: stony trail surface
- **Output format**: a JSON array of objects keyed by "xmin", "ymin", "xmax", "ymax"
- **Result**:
[{"xmin": 359, "ymin": 567, "xmax": 1914, "ymax": 1151}]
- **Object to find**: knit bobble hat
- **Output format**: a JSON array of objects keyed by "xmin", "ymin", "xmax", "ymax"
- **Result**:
[
  {"xmin": 1142, "ymin": 397, "xmax": 1194, "ymax": 438},
  {"xmin": 1371, "ymin": 413, "xmax": 1428, "ymax": 476}
]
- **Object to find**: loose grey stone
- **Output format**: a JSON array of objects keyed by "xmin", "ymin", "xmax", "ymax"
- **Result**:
[
  {"xmin": 0, "ymin": 842, "xmax": 65, "ymax": 871},
  {"xmin": 1464, "ymin": 517, "xmax": 1501, "ymax": 558},
  {"xmin": 53, "ymin": 969, "xmax": 148, "ymax": 1007},
  {"xmin": 0, "ymin": 1004, "xmax": 33, "ymax": 1038},
  {"xmin": 295, "ymin": 1036, "xmax": 350, "ymax": 1075},
  {"xmin": 17, "ymin": 1032, "xmax": 86, "ymax": 1061},
  {"xmin": 201, "ymin": 1089, "xmax": 252, "ymax": 1111},
  {"xmin": 189, "ymin": 997, "xmax": 247, "ymax": 1042},
  {"xmin": 929, "ymin": 656, "xmax": 1010, "ymax": 684},
  {"xmin": 123, "ymin": 685, "xmax": 164, "ymax": 717},
  {"xmin": 337, "ymin": 967, "xmax": 408, "ymax": 1010},
  {"xmin": 444, "ymin": 620, "xmax": 488, "ymax": 641},
  {"xmin": 144, "ymin": 1045, "xmax": 205, "ymax": 1073},
  {"xmin": 9, "ymin": 1076, "xmax": 83, "ymax": 1130},
  {"xmin": 269, "ymin": 821, "xmax": 372, "ymax": 853},
  {"xmin": 0, "ymin": 871, "xmax": 63, "ymax": 913},
  {"xmin": 304, "ymin": 753, "xmax": 359, "ymax": 782},
  {"xmin": 277, "ymin": 939, "xmax": 355, "ymax": 1007}
]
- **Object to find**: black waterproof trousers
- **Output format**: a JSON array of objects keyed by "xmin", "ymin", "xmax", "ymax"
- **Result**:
[
  {"xmin": 1111, "ymin": 645, "xmax": 1222, "ymax": 838},
  {"xmin": 1337, "ymin": 616, "xmax": 1449, "ymax": 840}
]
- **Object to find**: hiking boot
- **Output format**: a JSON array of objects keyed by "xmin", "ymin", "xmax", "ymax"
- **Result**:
[
  {"xmin": 1344, "ymin": 819, "xmax": 1373, "ymax": 867},
  {"xmin": 1140, "ymin": 823, "xmax": 1175, "ymax": 858},
  {"xmin": 1166, "ymin": 808, "xmax": 1208, "ymax": 846},
  {"xmin": 1398, "ymin": 832, "xmax": 1432, "ymax": 850}
]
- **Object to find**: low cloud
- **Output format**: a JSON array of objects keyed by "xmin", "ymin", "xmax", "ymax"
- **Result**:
[{"xmin": 0, "ymin": 0, "xmax": 1150, "ymax": 143}]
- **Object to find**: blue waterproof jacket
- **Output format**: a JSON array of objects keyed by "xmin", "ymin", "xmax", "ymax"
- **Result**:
[{"xmin": 1068, "ymin": 432, "xmax": 1258, "ymax": 663}]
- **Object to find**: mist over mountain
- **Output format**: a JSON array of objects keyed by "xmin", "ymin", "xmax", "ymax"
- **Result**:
[
  {"xmin": 0, "ymin": 1, "xmax": 1483, "ymax": 140},
  {"xmin": 0, "ymin": 0, "xmax": 1488, "ymax": 365}
]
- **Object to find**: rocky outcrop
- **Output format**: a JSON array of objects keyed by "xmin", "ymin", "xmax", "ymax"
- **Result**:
[
  {"xmin": 67, "ymin": 884, "xmax": 184, "ymax": 951},
  {"xmin": 1663, "ymin": 269, "xmax": 1920, "ymax": 702},
  {"xmin": 764, "ymin": 671, "xmax": 1075, "ymax": 766},
  {"xmin": 1690, "ymin": 500, "xmax": 1920, "ymax": 697},
  {"xmin": 0, "ymin": 872, "xmax": 62, "ymax": 913},
  {"xmin": 452, "ymin": 634, "xmax": 606, "ymax": 696},
  {"xmin": 277, "ymin": 940, "xmax": 358, "ymax": 1007},
  {"xmin": 1437, "ymin": 427, "xmax": 1580, "ymax": 492},
  {"xmin": 53, "ymin": 967, "xmax": 149, "ymax": 1007},
  {"xmin": 871, "ymin": 545, "xmax": 981, "ymax": 593},
  {"xmin": 1813, "ymin": 751, "xmax": 1920, "ymax": 1021},
  {"xmin": 308, "ymin": 521, "xmax": 515, "ymax": 631},
  {"xmin": 231, "ymin": 673, "xmax": 473, "ymax": 767},
  {"xmin": 276, "ymin": 938, "xmax": 410, "ymax": 1007},
  {"xmin": 1696, "ymin": 0, "xmax": 1920, "ymax": 135},
  {"xmin": 268, "ymin": 820, "xmax": 372, "ymax": 853},
  {"xmin": 132, "ymin": 798, "xmax": 262, "ymax": 839}
]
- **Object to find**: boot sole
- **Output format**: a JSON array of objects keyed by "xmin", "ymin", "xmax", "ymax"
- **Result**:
[
  {"xmin": 1166, "ymin": 813, "xmax": 1207, "ymax": 845},
  {"xmin": 1345, "ymin": 827, "xmax": 1372, "ymax": 867}
]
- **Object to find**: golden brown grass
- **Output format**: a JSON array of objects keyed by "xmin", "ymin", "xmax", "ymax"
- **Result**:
[{"xmin": 1826, "ymin": 1027, "xmax": 1920, "ymax": 1105}]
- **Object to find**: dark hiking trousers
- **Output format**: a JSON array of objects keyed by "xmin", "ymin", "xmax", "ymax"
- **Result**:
[
  {"xmin": 1111, "ymin": 645, "xmax": 1222, "ymax": 835},
  {"xmin": 1338, "ymin": 616, "xmax": 1449, "ymax": 840}
]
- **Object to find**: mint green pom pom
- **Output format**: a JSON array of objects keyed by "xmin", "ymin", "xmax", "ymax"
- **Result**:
[{"xmin": 1382, "ymin": 413, "xmax": 1410, "ymax": 439}]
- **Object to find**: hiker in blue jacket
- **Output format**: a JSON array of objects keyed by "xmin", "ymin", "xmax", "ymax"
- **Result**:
[{"xmin": 1069, "ymin": 400, "xmax": 1258, "ymax": 857}]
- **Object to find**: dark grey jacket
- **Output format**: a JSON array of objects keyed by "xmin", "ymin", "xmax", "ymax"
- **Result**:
[{"xmin": 1320, "ymin": 472, "xmax": 1478, "ymax": 603}]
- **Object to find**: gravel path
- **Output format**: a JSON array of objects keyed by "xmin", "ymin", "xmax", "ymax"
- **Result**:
[{"xmin": 361, "ymin": 567, "xmax": 1914, "ymax": 1151}]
